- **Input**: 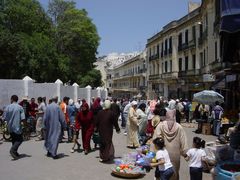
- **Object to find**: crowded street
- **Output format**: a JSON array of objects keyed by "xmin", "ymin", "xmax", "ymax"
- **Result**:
[{"xmin": 0, "ymin": 122, "xmax": 216, "ymax": 180}]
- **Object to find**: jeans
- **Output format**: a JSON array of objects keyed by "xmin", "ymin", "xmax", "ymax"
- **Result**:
[
  {"xmin": 156, "ymin": 167, "xmax": 174, "ymax": 180},
  {"xmin": 10, "ymin": 132, "xmax": 23, "ymax": 154},
  {"xmin": 213, "ymin": 119, "xmax": 221, "ymax": 136},
  {"xmin": 190, "ymin": 167, "xmax": 203, "ymax": 180},
  {"xmin": 122, "ymin": 113, "xmax": 128, "ymax": 128},
  {"xmin": 67, "ymin": 124, "xmax": 73, "ymax": 142}
]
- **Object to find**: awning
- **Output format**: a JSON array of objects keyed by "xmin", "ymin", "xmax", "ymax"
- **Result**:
[{"xmin": 220, "ymin": 0, "xmax": 240, "ymax": 33}]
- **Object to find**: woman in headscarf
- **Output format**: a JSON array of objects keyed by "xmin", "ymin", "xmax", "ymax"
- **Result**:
[
  {"xmin": 91, "ymin": 97, "xmax": 103, "ymax": 123},
  {"xmin": 96, "ymin": 100, "xmax": 120, "ymax": 162},
  {"xmin": 77, "ymin": 102, "xmax": 94, "ymax": 154},
  {"xmin": 153, "ymin": 99, "xmax": 188, "ymax": 180},
  {"xmin": 127, "ymin": 101, "xmax": 140, "ymax": 148},
  {"xmin": 136, "ymin": 103, "xmax": 147, "ymax": 144}
]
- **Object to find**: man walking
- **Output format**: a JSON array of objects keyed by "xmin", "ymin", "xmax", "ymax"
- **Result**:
[
  {"xmin": 43, "ymin": 96, "xmax": 66, "ymax": 159},
  {"xmin": 4, "ymin": 95, "xmax": 25, "ymax": 160}
]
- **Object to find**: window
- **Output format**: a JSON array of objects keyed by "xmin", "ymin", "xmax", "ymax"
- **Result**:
[
  {"xmin": 164, "ymin": 39, "xmax": 168, "ymax": 55},
  {"xmin": 215, "ymin": 41, "xmax": 218, "ymax": 61},
  {"xmin": 185, "ymin": 56, "xmax": 188, "ymax": 70},
  {"xmin": 178, "ymin": 33, "xmax": 182, "ymax": 46},
  {"xmin": 179, "ymin": 58, "xmax": 182, "ymax": 71},
  {"xmin": 170, "ymin": 60, "xmax": 172, "ymax": 72},
  {"xmin": 161, "ymin": 42, "xmax": 164, "ymax": 57},
  {"xmin": 199, "ymin": 24, "xmax": 203, "ymax": 38},
  {"xmin": 200, "ymin": 52, "xmax": 203, "ymax": 67},
  {"xmin": 169, "ymin": 37, "xmax": 172, "ymax": 54},
  {"xmin": 192, "ymin": 26, "xmax": 196, "ymax": 42},
  {"xmin": 157, "ymin": 44, "xmax": 159, "ymax": 55},
  {"xmin": 162, "ymin": 62, "xmax": 164, "ymax": 73},
  {"xmin": 203, "ymin": 49, "xmax": 206, "ymax": 66},
  {"xmin": 165, "ymin": 61, "xmax": 168, "ymax": 73},
  {"xmin": 192, "ymin": 54, "xmax": 196, "ymax": 69},
  {"xmin": 185, "ymin": 30, "xmax": 189, "ymax": 44}
]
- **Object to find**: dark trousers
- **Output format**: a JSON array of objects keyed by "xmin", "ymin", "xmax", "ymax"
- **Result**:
[
  {"xmin": 190, "ymin": 167, "xmax": 202, "ymax": 180},
  {"xmin": 176, "ymin": 110, "xmax": 181, "ymax": 123},
  {"xmin": 10, "ymin": 132, "xmax": 23, "ymax": 154}
]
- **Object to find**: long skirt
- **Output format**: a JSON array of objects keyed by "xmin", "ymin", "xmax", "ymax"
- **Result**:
[
  {"xmin": 81, "ymin": 126, "xmax": 94, "ymax": 151},
  {"xmin": 100, "ymin": 140, "xmax": 114, "ymax": 161}
]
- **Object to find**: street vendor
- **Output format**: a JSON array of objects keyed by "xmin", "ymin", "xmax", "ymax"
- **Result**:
[{"xmin": 226, "ymin": 110, "xmax": 240, "ymax": 139}]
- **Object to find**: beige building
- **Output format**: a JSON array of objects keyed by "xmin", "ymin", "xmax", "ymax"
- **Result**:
[
  {"xmin": 147, "ymin": 0, "xmax": 222, "ymax": 100},
  {"xmin": 111, "ymin": 51, "xmax": 147, "ymax": 99}
]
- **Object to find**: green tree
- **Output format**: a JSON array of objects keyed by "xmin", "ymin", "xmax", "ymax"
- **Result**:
[
  {"xmin": 80, "ymin": 69, "xmax": 103, "ymax": 87},
  {"xmin": 0, "ymin": 0, "xmax": 69, "ymax": 81},
  {"xmin": 49, "ymin": 0, "xmax": 100, "ymax": 85},
  {"xmin": 0, "ymin": 0, "xmax": 102, "ymax": 87}
]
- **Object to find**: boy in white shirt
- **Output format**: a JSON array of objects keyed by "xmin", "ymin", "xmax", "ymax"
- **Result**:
[
  {"xmin": 184, "ymin": 137, "xmax": 206, "ymax": 180},
  {"xmin": 151, "ymin": 137, "xmax": 174, "ymax": 180}
]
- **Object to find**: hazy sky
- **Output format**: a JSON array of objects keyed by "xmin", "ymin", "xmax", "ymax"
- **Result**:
[{"xmin": 39, "ymin": 0, "xmax": 201, "ymax": 56}]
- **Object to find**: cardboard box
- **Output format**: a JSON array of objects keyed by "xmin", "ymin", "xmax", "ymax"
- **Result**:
[{"xmin": 202, "ymin": 123, "xmax": 211, "ymax": 135}]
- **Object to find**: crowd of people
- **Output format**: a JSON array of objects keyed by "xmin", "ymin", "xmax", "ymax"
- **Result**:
[{"xmin": 1, "ymin": 94, "xmax": 240, "ymax": 180}]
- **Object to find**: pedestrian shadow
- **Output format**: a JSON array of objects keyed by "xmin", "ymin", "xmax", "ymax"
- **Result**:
[
  {"xmin": 111, "ymin": 172, "xmax": 145, "ymax": 179},
  {"xmin": 11, "ymin": 154, "xmax": 32, "ymax": 161},
  {"xmin": 57, "ymin": 153, "xmax": 69, "ymax": 159},
  {"xmin": 76, "ymin": 149, "xmax": 84, "ymax": 153}
]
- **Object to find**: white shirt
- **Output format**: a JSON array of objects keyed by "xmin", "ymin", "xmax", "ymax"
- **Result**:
[
  {"xmin": 156, "ymin": 148, "xmax": 173, "ymax": 171},
  {"xmin": 186, "ymin": 148, "xmax": 206, "ymax": 168}
]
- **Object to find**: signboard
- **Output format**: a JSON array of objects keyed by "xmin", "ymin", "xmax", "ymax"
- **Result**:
[
  {"xmin": 203, "ymin": 74, "xmax": 216, "ymax": 82},
  {"xmin": 226, "ymin": 75, "xmax": 237, "ymax": 82}
]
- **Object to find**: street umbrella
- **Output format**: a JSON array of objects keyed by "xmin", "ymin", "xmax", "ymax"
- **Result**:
[{"xmin": 193, "ymin": 90, "xmax": 224, "ymax": 105}]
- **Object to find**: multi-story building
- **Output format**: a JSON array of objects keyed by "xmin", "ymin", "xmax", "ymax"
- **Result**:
[
  {"xmin": 95, "ymin": 52, "xmax": 139, "ymax": 92},
  {"xmin": 104, "ymin": 0, "xmax": 239, "ymax": 110},
  {"xmin": 110, "ymin": 51, "xmax": 147, "ymax": 99},
  {"xmin": 146, "ymin": 0, "xmax": 223, "ymax": 100}
]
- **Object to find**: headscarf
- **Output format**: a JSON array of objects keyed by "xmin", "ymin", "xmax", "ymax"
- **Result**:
[
  {"xmin": 81, "ymin": 102, "xmax": 89, "ymax": 115},
  {"xmin": 82, "ymin": 99, "xmax": 86, "ymax": 104},
  {"xmin": 163, "ymin": 109, "xmax": 177, "ymax": 132},
  {"xmin": 92, "ymin": 97, "xmax": 101, "ymax": 109},
  {"xmin": 104, "ymin": 100, "xmax": 111, "ymax": 110},
  {"xmin": 68, "ymin": 99, "xmax": 74, "ymax": 105},
  {"xmin": 138, "ymin": 103, "xmax": 146, "ymax": 110},
  {"xmin": 131, "ymin": 101, "xmax": 138, "ymax": 106},
  {"xmin": 168, "ymin": 99, "xmax": 176, "ymax": 110}
]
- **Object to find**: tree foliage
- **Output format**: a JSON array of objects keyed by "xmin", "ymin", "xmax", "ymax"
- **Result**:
[{"xmin": 0, "ymin": 0, "xmax": 101, "ymax": 87}]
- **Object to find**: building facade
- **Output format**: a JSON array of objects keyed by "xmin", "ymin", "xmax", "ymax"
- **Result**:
[
  {"xmin": 146, "ymin": 0, "xmax": 222, "ymax": 100},
  {"xmin": 110, "ymin": 51, "xmax": 147, "ymax": 99},
  {"xmin": 104, "ymin": 0, "xmax": 239, "ymax": 110}
]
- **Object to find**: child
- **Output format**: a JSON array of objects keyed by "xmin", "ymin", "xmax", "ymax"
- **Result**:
[
  {"xmin": 151, "ymin": 137, "xmax": 174, "ymax": 180},
  {"xmin": 184, "ymin": 137, "xmax": 206, "ymax": 180},
  {"xmin": 70, "ymin": 117, "xmax": 81, "ymax": 153}
]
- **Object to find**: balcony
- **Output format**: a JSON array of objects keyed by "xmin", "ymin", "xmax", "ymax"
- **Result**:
[
  {"xmin": 149, "ymin": 74, "xmax": 160, "ymax": 80},
  {"xmin": 149, "ymin": 54, "xmax": 159, "ymax": 61},
  {"xmin": 178, "ymin": 69, "xmax": 200, "ymax": 77},
  {"xmin": 137, "ymin": 68, "xmax": 147, "ymax": 74},
  {"xmin": 178, "ymin": 40, "xmax": 196, "ymax": 52},
  {"xmin": 209, "ymin": 61, "xmax": 226, "ymax": 72},
  {"xmin": 161, "ymin": 72, "xmax": 174, "ymax": 79},
  {"xmin": 139, "ymin": 85, "xmax": 147, "ymax": 91}
]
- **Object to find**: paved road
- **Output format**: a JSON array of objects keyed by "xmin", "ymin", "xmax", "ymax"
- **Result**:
[{"xmin": 0, "ymin": 123, "xmax": 216, "ymax": 180}]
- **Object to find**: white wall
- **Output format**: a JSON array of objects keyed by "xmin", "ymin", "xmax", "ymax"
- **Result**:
[{"xmin": 0, "ymin": 79, "xmax": 108, "ymax": 108}]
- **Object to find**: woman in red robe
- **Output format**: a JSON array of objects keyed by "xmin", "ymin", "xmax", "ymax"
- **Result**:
[{"xmin": 77, "ymin": 102, "xmax": 94, "ymax": 154}]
